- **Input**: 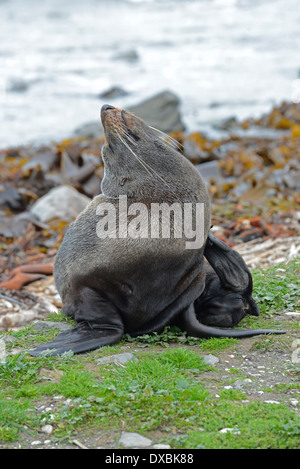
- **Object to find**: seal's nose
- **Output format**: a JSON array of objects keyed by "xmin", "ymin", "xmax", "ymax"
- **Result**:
[{"xmin": 101, "ymin": 104, "xmax": 115, "ymax": 112}]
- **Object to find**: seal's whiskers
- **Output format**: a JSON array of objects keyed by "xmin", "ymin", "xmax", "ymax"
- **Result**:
[
  {"xmin": 148, "ymin": 125, "xmax": 183, "ymax": 151},
  {"xmin": 117, "ymin": 132, "xmax": 175, "ymax": 192},
  {"xmin": 113, "ymin": 123, "xmax": 138, "ymax": 146},
  {"xmin": 117, "ymin": 133, "xmax": 156, "ymax": 179}
]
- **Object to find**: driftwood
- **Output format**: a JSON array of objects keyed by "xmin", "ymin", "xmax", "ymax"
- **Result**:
[{"xmin": 235, "ymin": 236, "xmax": 300, "ymax": 269}]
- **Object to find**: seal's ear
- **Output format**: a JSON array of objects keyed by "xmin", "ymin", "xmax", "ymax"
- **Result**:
[{"xmin": 204, "ymin": 231, "xmax": 251, "ymax": 292}]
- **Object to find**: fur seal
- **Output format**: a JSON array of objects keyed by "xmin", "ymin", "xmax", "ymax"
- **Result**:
[{"xmin": 30, "ymin": 104, "xmax": 284, "ymax": 356}]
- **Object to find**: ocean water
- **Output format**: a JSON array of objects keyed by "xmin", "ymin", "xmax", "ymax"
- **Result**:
[{"xmin": 0, "ymin": 0, "xmax": 299, "ymax": 147}]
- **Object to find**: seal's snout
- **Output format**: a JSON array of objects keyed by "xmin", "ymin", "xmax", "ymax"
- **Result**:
[
  {"xmin": 101, "ymin": 104, "xmax": 115, "ymax": 112},
  {"xmin": 101, "ymin": 104, "xmax": 116, "ymax": 128}
]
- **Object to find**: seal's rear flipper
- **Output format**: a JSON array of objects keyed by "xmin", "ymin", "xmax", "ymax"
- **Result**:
[
  {"xmin": 29, "ymin": 321, "xmax": 124, "ymax": 357},
  {"xmin": 204, "ymin": 231, "xmax": 259, "ymax": 317},
  {"xmin": 204, "ymin": 231, "xmax": 252, "ymax": 292},
  {"xmin": 180, "ymin": 305, "xmax": 285, "ymax": 339}
]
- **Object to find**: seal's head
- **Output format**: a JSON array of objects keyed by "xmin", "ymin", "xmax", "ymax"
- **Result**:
[{"xmin": 100, "ymin": 104, "xmax": 209, "ymax": 206}]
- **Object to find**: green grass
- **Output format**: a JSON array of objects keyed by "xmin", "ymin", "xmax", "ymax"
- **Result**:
[
  {"xmin": 180, "ymin": 402, "xmax": 300, "ymax": 449},
  {"xmin": 0, "ymin": 258, "xmax": 299, "ymax": 448},
  {"xmin": 1, "ymin": 348, "xmax": 299, "ymax": 448},
  {"xmin": 252, "ymin": 259, "xmax": 300, "ymax": 316}
]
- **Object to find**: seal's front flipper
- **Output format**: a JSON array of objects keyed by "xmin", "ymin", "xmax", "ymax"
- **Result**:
[
  {"xmin": 30, "ymin": 287, "xmax": 125, "ymax": 356},
  {"xmin": 29, "ymin": 321, "xmax": 124, "ymax": 356}
]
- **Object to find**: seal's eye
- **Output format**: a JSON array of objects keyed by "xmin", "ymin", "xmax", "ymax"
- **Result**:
[
  {"xmin": 154, "ymin": 140, "xmax": 165, "ymax": 150},
  {"xmin": 119, "ymin": 176, "xmax": 127, "ymax": 186},
  {"xmin": 126, "ymin": 129, "xmax": 140, "ymax": 142}
]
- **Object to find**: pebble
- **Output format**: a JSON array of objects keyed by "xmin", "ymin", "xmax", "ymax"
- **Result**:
[
  {"xmin": 232, "ymin": 378, "xmax": 252, "ymax": 390},
  {"xmin": 153, "ymin": 444, "xmax": 171, "ymax": 449},
  {"xmin": 97, "ymin": 352, "xmax": 137, "ymax": 366},
  {"xmin": 33, "ymin": 321, "xmax": 72, "ymax": 332},
  {"xmin": 203, "ymin": 354, "xmax": 219, "ymax": 366},
  {"xmin": 291, "ymin": 339, "xmax": 300, "ymax": 349},
  {"xmin": 264, "ymin": 400, "xmax": 280, "ymax": 404},
  {"xmin": 219, "ymin": 428, "xmax": 241, "ymax": 435},
  {"xmin": 119, "ymin": 432, "xmax": 152, "ymax": 448},
  {"xmin": 41, "ymin": 424, "xmax": 53, "ymax": 435}
]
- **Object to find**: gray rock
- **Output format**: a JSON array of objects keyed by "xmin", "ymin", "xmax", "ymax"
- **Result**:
[
  {"xmin": 153, "ymin": 444, "xmax": 171, "ymax": 449},
  {"xmin": 41, "ymin": 424, "xmax": 53, "ymax": 435},
  {"xmin": 283, "ymin": 170, "xmax": 300, "ymax": 190},
  {"xmin": 232, "ymin": 378, "xmax": 252, "ymax": 390},
  {"xmin": 99, "ymin": 86, "xmax": 128, "ymax": 99},
  {"xmin": 32, "ymin": 321, "xmax": 72, "ymax": 332},
  {"xmin": 184, "ymin": 140, "xmax": 212, "ymax": 164},
  {"xmin": 196, "ymin": 160, "xmax": 223, "ymax": 183},
  {"xmin": 97, "ymin": 352, "xmax": 137, "ymax": 366},
  {"xmin": 30, "ymin": 185, "xmax": 91, "ymax": 222},
  {"xmin": 119, "ymin": 431, "xmax": 152, "ymax": 448},
  {"xmin": 129, "ymin": 90, "xmax": 185, "ymax": 134},
  {"xmin": 203, "ymin": 354, "xmax": 219, "ymax": 366},
  {"xmin": 215, "ymin": 116, "xmax": 238, "ymax": 131},
  {"xmin": 8, "ymin": 78, "xmax": 30, "ymax": 93},
  {"xmin": 0, "ymin": 187, "xmax": 26, "ymax": 211},
  {"xmin": 113, "ymin": 49, "xmax": 139, "ymax": 62}
]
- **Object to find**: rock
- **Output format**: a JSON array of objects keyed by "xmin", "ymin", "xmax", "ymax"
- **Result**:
[
  {"xmin": 113, "ymin": 49, "xmax": 139, "ymax": 62},
  {"xmin": 41, "ymin": 424, "xmax": 53, "ymax": 435},
  {"xmin": 0, "ymin": 309, "xmax": 41, "ymax": 331},
  {"xmin": 264, "ymin": 400, "xmax": 280, "ymax": 404},
  {"xmin": 74, "ymin": 121, "xmax": 104, "ymax": 139},
  {"xmin": 8, "ymin": 78, "xmax": 30, "ymax": 93},
  {"xmin": 291, "ymin": 339, "xmax": 300, "ymax": 349},
  {"xmin": 23, "ymin": 146, "xmax": 58, "ymax": 173},
  {"xmin": 32, "ymin": 321, "xmax": 72, "ymax": 332},
  {"xmin": 232, "ymin": 181, "xmax": 252, "ymax": 198},
  {"xmin": 129, "ymin": 91, "xmax": 185, "ymax": 134},
  {"xmin": 232, "ymin": 378, "xmax": 252, "ymax": 390},
  {"xmin": 153, "ymin": 444, "xmax": 172, "ymax": 449},
  {"xmin": 97, "ymin": 352, "xmax": 137, "ymax": 366},
  {"xmin": 30, "ymin": 185, "xmax": 91, "ymax": 222},
  {"xmin": 196, "ymin": 160, "xmax": 223, "ymax": 183},
  {"xmin": 0, "ymin": 187, "xmax": 27, "ymax": 211},
  {"xmin": 99, "ymin": 86, "xmax": 128, "ymax": 99},
  {"xmin": 0, "ymin": 211, "xmax": 48, "ymax": 239},
  {"xmin": 203, "ymin": 354, "xmax": 219, "ymax": 366},
  {"xmin": 75, "ymin": 90, "xmax": 185, "ymax": 138},
  {"xmin": 60, "ymin": 150, "xmax": 98, "ymax": 185},
  {"xmin": 219, "ymin": 427, "xmax": 241, "ymax": 435},
  {"xmin": 283, "ymin": 170, "xmax": 300, "ymax": 190},
  {"xmin": 215, "ymin": 116, "xmax": 238, "ymax": 131},
  {"xmin": 119, "ymin": 431, "xmax": 152, "ymax": 448}
]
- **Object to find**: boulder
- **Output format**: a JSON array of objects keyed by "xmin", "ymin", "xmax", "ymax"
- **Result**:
[
  {"xmin": 30, "ymin": 185, "xmax": 91, "ymax": 223},
  {"xmin": 128, "ymin": 90, "xmax": 186, "ymax": 134}
]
